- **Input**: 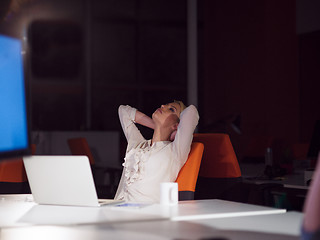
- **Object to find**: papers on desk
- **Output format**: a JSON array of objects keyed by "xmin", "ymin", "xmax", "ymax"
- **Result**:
[
  {"xmin": 0, "ymin": 195, "xmax": 163, "ymax": 227},
  {"xmin": 17, "ymin": 204, "xmax": 163, "ymax": 225}
]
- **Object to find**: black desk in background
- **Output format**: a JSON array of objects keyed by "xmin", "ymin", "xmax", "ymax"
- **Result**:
[{"xmin": 240, "ymin": 163, "xmax": 310, "ymax": 211}]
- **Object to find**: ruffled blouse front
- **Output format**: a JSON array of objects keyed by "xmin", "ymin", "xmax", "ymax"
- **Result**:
[{"xmin": 122, "ymin": 141, "xmax": 151, "ymax": 186}]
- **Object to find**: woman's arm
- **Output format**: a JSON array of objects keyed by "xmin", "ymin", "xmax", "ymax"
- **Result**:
[
  {"xmin": 118, "ymin": 105, "xmax": 144, "ymax": 146},
  {"xmin": 135, "ymin": 110, "xmax": 155, "ymax": 130},
  {"xmin": 172, "ymin": 105, "xmax": 199, "ymax": 165},
  {"xmin": 303, "ymin": 154, "xmax": 320, "ymax": 235}
]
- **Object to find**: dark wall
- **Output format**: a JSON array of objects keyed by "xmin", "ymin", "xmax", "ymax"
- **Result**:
[
  {"xmin": 199, "ymin": 0, "xmax": 299, "ymax": 160},
  {"xmin": 0, "ymin": 0, "xmax": 188, "ymax": 133},
  {"xmin": 299, "ymin": 31, "xmax": 320, "ymax": 142},
  {"xmin": 1, "ymin": 0, "xmax": 319, "ymax": 163}
]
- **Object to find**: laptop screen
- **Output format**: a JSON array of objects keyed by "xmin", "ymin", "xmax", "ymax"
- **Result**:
[{"xmin": 0, "ymin": 34, "xmax": 30, "ymax": 160}]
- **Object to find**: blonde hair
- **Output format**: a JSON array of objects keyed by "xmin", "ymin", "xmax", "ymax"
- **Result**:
[{"xmin": 174, "ymin": 100, "xmax": 186, "ymax": 114}]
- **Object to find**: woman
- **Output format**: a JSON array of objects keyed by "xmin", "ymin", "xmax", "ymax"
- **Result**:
[
  {"xmin": 301, "ymin": 153, "xmax": 320, "ymax": 240},
  {"xmin": 114, "ymin": 101, "xmax": 199, "ymax": 203}
]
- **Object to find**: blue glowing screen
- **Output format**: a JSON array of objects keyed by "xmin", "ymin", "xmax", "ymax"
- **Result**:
[{"xmin": 0, "ymin": 34, "xmax": 28, "ymax": 154}]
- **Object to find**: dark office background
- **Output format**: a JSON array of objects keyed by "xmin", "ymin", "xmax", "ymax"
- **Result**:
[{"xmin": 1, "ymin": 0, "xmax": 320, "ymax": 163}]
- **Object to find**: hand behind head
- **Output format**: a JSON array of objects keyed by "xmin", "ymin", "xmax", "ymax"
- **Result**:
[{"xmin": 170, "ymin": 130, "xmax": 177, "ymax": 141}]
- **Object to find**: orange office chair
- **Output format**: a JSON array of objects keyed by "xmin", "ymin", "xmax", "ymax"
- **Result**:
[
  {"xmin": 192, "ymin": 133, "xmax": 242, "ymax": 200},
  {"xmin": 0, "ymin": 159, "xmax": 28, "ymax": 183},
  {"xmin": 67, "ymin": 137, "xmax": 95, "ymax": 165},
  {"xmin": 0, "ymin": 144, "xmax": 36, "ymax": 193},
  {"xmin": 67, "ymin": 137, "xmax": 122, "ymax": 198},
  {"xmin": 175, "ymin": 142, "xmax": 204, "ymax": 201}
]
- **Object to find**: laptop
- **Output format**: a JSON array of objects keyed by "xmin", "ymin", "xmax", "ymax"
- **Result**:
[{"xmin": 23, "ymin": 155, "xmax": 124, "ymax": 207}]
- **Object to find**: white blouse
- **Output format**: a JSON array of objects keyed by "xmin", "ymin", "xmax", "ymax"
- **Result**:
[{"xmin": 114, "ymin": 104, "xmax": 199, "ymax": 203}]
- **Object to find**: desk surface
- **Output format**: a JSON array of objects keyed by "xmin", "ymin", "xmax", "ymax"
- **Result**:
[
  {"xmin": 118, "ymin": 197, "xmax": 286, "ymax": 221},
  {"xmin": 0, "ymin": 194, "xmax": 286, "ymax": 227},
  {"xmin": 0, "ymin": 194, "xmax": 163, "ymax": 227},
  {"xmin": 189, "ymin": 211, "xmax": 303, "ymax": 236},
  {"xmin": 0, "ymin": 194, "xmax": 301, "ymax": 240},
  {"xmin": 0, "ymin": 213, "xmax": 301, "ymax": 240}
]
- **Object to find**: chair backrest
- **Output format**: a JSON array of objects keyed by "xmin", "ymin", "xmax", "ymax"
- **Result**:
[
  {"xmin": 67, "ymin": 137, "xmax": 95, "ymax": 165},
  {"xmin": 0, "ymin": 144, "xmax": 36, "ymax": 182},
  {"xmin": 193, "ymin": 133, "xmax": 241, "ymax": 178},
  {"xmin": 0, "ymin": 158, "xmax": 27, "ymax": 182},
  {"xmin": 175, "ymin": 142, "xmax": 204, "ymax": 200}
]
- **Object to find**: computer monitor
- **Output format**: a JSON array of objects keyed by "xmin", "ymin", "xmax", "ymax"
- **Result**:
[{"xmin": 0, "ymin": 34, "xmax": 30, "ymax": 161}]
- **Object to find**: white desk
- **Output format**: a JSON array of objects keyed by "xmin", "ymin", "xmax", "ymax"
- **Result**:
[
  {"xmin": 0, "ymin": 195, "xmax": 163, "ymax": 227},
  {"xmin": 116, "ymin": 199, "xmax": 286, "ymax": 221},
  {"xmin": 0, "ymin": 214, "xmax": 301, "ymax": 240},
  {"xmin": 101, "ymin": 212, "xmax": 302, "ymax": 239},
  {"xmin": 0, "ymin": 194, "xmax": 286, "ymax": 227},
  {"xmin": 0, "ymin": 194, "xmax": 302, "ymax": 240},
  {"xmin": 189, "ymin": 211, "xmax": 303, "ymax": 236}
]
